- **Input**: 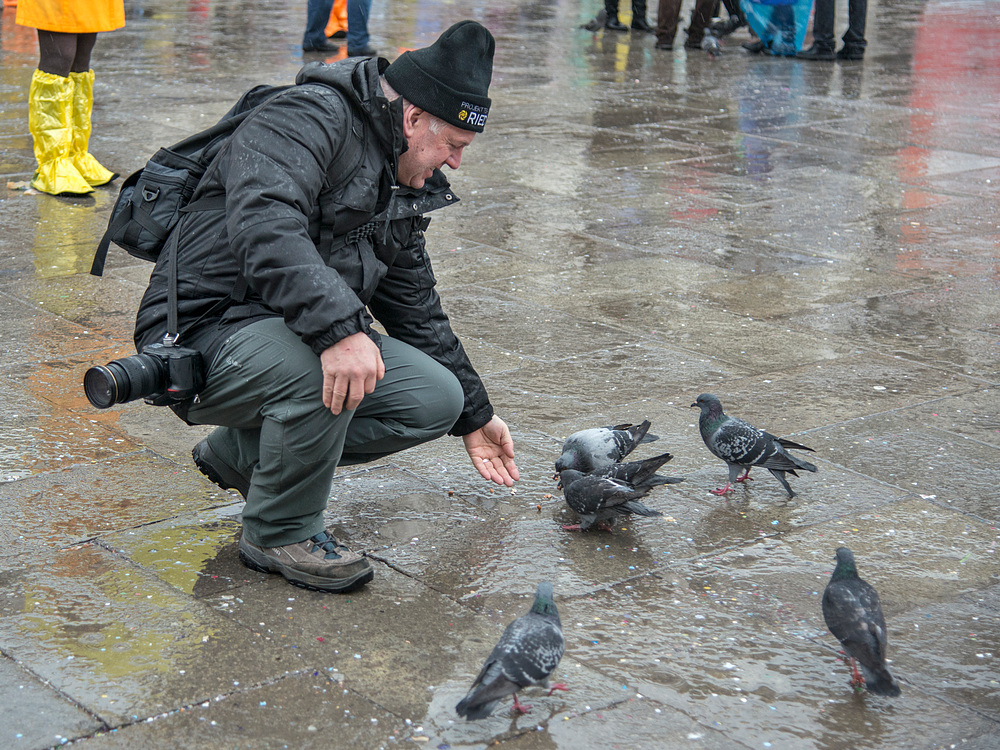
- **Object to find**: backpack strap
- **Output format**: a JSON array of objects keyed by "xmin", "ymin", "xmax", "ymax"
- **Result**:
[{"xmin": 318, "ymin": 103, "xmax": 369, "ymax": 257}]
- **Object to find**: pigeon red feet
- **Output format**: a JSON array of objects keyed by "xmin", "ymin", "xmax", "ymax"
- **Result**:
[
  {"xmin": 512, "ymin": 694, "xmax": 533, "ymax": 714},
  {"xmin": 560, "ymin": 523, "xmax": 612, "ymax": 532},
  {"xmin": 850, "ymin": 657, "xmax": 865, "ymax": 687},
  {"xmin": 735, "ymin": 469, "xmax": 753, "ymax": 483},
  {"xmin": 710, "ymin": 483, "xmax": 734, "ymax": 496},
  {"xmin": 547, "ymin": 682, "xmax": 570, "ymax": 696}
]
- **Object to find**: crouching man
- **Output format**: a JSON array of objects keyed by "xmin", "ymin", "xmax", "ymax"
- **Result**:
[{"xmin": 133, "ymin": 21, "xmax": 518, "ymax": 593}]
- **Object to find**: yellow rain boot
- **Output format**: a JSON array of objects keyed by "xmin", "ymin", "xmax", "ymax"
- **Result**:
[
  {"xmin": 69, "ymin": 69, "xmax": 116, "ymax": 187},
  {"xmin": 28, "ymin": 69, "xmax": 93, "ymax": 195}
]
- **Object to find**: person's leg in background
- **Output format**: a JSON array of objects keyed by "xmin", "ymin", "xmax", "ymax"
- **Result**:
[
  {"xmin": 631, "ymin": 0, "xmax": 655, "ymax": 32},
  {"xmin": 346, "ymin": 0, "xmax": 376, "ymax": 57},
  {"xmin": 837, "ymin": 0, "xmax": 867, "ymax": 59},
  {"xmin": 66, "ymin": 32, "xmax": 116, "ymax": 187},
  {"xmin": 303, "ymin": 0, "xmax": 339, "ymax": 52},
  {"xmin": 29, "ymin": 31, "xmax": 93, "ymax": 195},
  {"xmin": 654, "ymin": 0, "xmax": 682, "ymax": 49},
  {"xmin": 797, "ymin": 0, "xmax": 837, "ymax": 59},
  {"xmin": 604, "ymin": 0, "xmax": 627, "ymax": 31},
  {"xmin": 683, "ymin": 0, "xmax": 717, "ymax": 49}
]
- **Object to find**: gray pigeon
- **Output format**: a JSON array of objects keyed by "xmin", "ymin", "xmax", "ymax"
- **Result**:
[
  {"xmin": 822, "ymin": 547, "xmax": 901, "ymax": 697},
  {"xmin": 701, "ymin": 32, "xmax": 723, "ymax": 56},
  {"xmin": 554, "ymin": 420, "xmax": 658, "ymax": 476},
  {"xmin": 455, "ymin": 582, "xmax": 567, "ymax": 720},
  {"xmin": 581, "ymin": 8, "xmax": 607, "ymax": 31},
  {"xmin": 558, "ymin": 451, "xmax": 675, "ymax": 531},
  {"xmin": 691, "ymin": 393, "xmax": 817, "ymax": 498},
  {"xmin": 601, "ymin": 450, "xmax": 684, "ymax": 488}
]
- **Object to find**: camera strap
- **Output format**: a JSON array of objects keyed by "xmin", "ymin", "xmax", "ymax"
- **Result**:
[
  {"xmin": 165, "ymin": 228, "xmax": 182, "ymax": 345},
  {"xmin": 162, "ymin": 220, "xmax": 249, "ymax": 348}
]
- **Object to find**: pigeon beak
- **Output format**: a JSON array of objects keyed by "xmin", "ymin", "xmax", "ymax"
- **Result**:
[{"xmin": 690, "ymin": 401, "xmax": 698, "ymax": 408}]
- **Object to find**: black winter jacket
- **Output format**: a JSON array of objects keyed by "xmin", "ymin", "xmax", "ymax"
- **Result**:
[{"xmin": 133, "ymin": 57, "xmax": 493, "ymax": 436}]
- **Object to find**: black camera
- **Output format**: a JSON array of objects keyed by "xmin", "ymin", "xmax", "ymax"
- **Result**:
[{"xmin": 84, "ymin": 339, "xmax": 205, "ymax": 409}]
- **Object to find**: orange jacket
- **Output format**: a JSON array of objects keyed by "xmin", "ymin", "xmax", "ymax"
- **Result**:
[{"xmin": 16, "ymin": 0, "xmax": 124, "ymax": 33}]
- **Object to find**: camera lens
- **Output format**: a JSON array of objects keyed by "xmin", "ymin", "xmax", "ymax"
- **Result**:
[{"xmin": 84, "ymin": 354, "xmax": 165, "ymax": 409}]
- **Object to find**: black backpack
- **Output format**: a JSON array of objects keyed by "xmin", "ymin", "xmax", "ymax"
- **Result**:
[{"xmin": 90, "ymin": 81, "xmax": 365, "ymax": 277}]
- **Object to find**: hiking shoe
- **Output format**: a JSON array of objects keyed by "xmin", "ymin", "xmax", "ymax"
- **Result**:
[
  {"xmin": 192, "ymin": 439, "xmax": 250, "ymax": 499},
  {"xmin": 796, "ymin": 43, "xmax": 836, "ymax": 61},
  {"xmin": 239, "ymin": 530, "xmax": 374, "ymax": 593}
]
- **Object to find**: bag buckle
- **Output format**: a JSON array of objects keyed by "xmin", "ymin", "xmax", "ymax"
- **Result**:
[{"xmin": 141, "ymin": 186, "xmax": 160, "ymax": 203}]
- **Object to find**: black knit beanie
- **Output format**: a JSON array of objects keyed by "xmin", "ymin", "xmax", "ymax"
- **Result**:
[{"xmin": 384, "ymin": 20, "xmax": 495, "ymax": 133}]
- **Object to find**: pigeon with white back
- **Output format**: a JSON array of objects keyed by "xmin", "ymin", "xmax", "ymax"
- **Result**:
[
  {"xmin": 455, "ymin": 582, "xmax": 567, "ymax": 720},
  {"xmin": 822, "ymin": 547, "xmax": 901, "ymax": 697},
  {"xmin": 554, "ymin": 420, "xmax": 658, "ymax": 476},
  {"xmin": 691, "ymin": 393, "xmax": 817, "ymax": 498},
  {"xmin": 558, "ymin": 451, "xmax": 676, "ymax": 531}
]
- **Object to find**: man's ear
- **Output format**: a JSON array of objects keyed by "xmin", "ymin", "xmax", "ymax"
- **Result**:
[{"xmin": 401, "ymin": 104, "xmax": 425, "ymax": 139}]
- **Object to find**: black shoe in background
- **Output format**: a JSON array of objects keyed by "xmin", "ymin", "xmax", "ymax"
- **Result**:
[
  {"xmin": 836, "ymin": 45, "xmax": 865, "ymax": 60},
  {"xmin": 631, "ymin": 18, "xmax": 655, "ymax": 33},
  {"xmin": 347, "ymin": 45, "xmax": 378, "ymax": 57},
  {"xmin": 605, "ymin": 17, "xmax": 628, "ymax": 31},
  {"xmin": 303, "ymin": 40, "xmax": 340, "ymax": 53},
  {"xmin": 796, "ymin": 43, "xmax": 836, "ymax": 60},
  {"xmin": 741, "ymin": 39, "xmax": 765, "ymax": 53}
]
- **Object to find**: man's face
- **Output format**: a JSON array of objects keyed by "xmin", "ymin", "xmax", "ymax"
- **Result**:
[{"xmin": 397, "ymin": 107, "xmax": 476, "ymax": 189}]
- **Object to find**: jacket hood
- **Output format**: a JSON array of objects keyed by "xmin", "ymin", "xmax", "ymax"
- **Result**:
[{"xmin": 295, "ymin": 57, "xmax": 401, "ymax": 161}]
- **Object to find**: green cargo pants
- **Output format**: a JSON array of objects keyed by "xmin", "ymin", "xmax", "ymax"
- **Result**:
[{"xmin": 185, "ymin": 318, "xmax": 465, "ymax": 547}]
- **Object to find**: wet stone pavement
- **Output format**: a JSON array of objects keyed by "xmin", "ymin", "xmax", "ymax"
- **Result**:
[{"xmin": 1, "ymin": 0, "xmax": 999, "ymax": 748}]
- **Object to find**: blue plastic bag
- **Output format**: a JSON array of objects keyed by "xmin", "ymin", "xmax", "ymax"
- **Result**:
[{"xmin": 739, "ymin": 0, "xmax": 814, "ymax": 55}]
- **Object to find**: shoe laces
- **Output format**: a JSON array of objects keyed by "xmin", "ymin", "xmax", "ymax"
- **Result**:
[{"xmin": 309, "ymin": 531, "xmax": 345, "ymax": 560}]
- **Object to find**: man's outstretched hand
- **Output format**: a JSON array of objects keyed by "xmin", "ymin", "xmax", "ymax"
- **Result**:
[
  {"xmin": 463, "ymin": 415, "xmax": 520, "ymax": 487},
  {"xmin": 320, "ymin": 332, "xmax": 385, "ymax": 415}
]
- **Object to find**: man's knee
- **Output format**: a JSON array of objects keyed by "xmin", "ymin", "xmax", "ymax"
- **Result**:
[{"xmin": 420, "ymin": 369, "xmax": 464, "ymax": 436}]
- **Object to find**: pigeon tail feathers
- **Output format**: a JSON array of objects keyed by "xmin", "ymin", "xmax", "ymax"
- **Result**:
[
  {"xmin": 777, "ymin": 436, "xmax": 816, "ymax": 453},
  {"xmin": 788, "ymin": 452, "xmax": 818, "ymax": 473},
  {"xmin": 619, "ymin": 500, "xmax": 662, "ymax": 517},
  {"xmin": 858, "ymin": 664, "xmax": 902, "ymax": 697}
]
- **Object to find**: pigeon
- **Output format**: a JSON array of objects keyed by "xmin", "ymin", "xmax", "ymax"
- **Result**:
[
  {"xmin": 558, "ymin": 451, "xmax": 676, "ymax": 531},
  {"xmin": 691, "ymin": 393, "xmax": 817, "ymax": 498},
  {"xmin": 580, "ymin": 8, "xmax": 607, "ymax": 32},
  {"xmin": 556, "ymin": 450, "xmax": 684, "ymax": 490},
  {"xmin": 554, "ymin": 420, "xmax": 658, "ymax": 476},
  {"xmin": 455, "ymin": 582, "xmax": 567, "ymax": 720},
  {"xmin": 701, "ymin": 32, "xmax": 723, "ymax": 57},
  {"xmin": 822, "ymin": 547, "xmax": 902, "ymax": 697},
  {"xmin": 601, "ymin": 450, "xmax": 684, "ymax": 487}
]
